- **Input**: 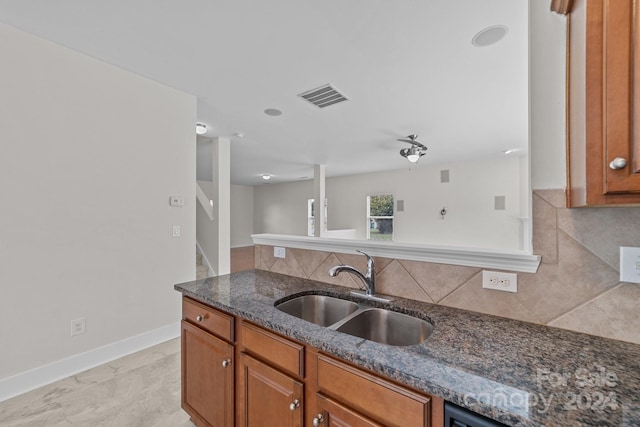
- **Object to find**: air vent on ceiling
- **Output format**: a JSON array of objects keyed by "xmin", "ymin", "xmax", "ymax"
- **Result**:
[{"xmin": 298, "ymin": 84, "xmax": 349, "ymax": 108}]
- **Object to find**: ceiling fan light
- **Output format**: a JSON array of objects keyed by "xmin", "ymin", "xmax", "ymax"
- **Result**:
[
  {"xmin": 195, "ymin": 123, "xmax": 207, "ymax": 135},
  {"xmin": 406, "ymin": 146, "xmax": 421, "ymax": 163},
  {"xmin": 407, "ymin": 153, "xmax": 420, "ymax": 163},
  {"xmin": 398, "ymin": 134, "xmax": 427, "ymax": 164}
]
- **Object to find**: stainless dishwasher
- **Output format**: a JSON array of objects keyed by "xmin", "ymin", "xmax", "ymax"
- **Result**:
[{"xmin": 444, "ymin": 402, "xmax": 510, "ymax": 427}]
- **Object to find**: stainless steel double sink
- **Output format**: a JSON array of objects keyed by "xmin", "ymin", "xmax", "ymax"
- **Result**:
[{"xmin": 274, "ymin": 294, "xmax": 433, "ymax": 347}]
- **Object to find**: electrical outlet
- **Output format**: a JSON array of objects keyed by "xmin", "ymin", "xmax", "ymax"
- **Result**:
[
  {"xmin": 620, "ymin": 246, "xmax": 640, "ymax": 283},
  {"xmin": 71, "ymin": 318, "xmax": 86, "ymax": 336},
  {"xmin": 274, "ymin": 247, "xmax": 286, "ymax": 259},
  {"xmin": 482, "ymin": 270, "xmax": 517, "ymax": 293}
]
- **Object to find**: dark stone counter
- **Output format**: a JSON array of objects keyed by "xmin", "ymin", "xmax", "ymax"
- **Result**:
[{"xmin": 175, "ymin": 270, "xmax": 640, "ymax": 427}]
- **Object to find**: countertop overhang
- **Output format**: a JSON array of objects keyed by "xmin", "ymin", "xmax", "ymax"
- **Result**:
[{"xmin": 175, "ymin": 270, "xmax": 640, "ymax": 427}]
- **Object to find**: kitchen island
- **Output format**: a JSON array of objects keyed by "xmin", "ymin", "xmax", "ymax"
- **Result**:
[{"xmin": 175, "ymin": 269, "xmax": 640, "ymax": 426}]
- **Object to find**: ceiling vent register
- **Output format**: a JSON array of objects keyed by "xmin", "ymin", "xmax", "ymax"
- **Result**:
[{"xmin": 298, "ymin": 84, "xmax": 349, "ymax": 108}]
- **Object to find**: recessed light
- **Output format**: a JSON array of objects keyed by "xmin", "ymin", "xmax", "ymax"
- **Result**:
[
  {"xmin": 195, "ymin": 123, "xmax": 207, "ymax": 135},
  {"xmin": 472, "ymin": 25, "xmax": 508, "ymax": 47},
  {"xmin": 264, "ymin": 108, "xmax": 283, "ymax": 116},
  {"xmin": 262, "ymin": 174, "xmax": 272, "ymax": 180}
]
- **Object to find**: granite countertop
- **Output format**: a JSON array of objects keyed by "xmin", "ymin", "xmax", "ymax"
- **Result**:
[{"xmin": 174, "ymin": 270, "xmax": 640, "ymax": 427}]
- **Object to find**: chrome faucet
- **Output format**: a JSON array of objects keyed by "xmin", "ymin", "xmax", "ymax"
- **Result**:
[{"xmin": 329, "ymin": 250, "xmax": 376, "ymax": 296}]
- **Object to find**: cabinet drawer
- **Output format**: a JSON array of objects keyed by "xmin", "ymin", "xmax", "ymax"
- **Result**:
[
  {"xmin": 316, "ymin": 394, "xmax": 383, "ymax": 427},
  {"xmin": 316, "ymin": 354, "xmax": 431, "ymax": 427},
  {"xmin": 240, "ymin": 321, "xmax": 304, "ymax": 377},
  {"xmin": 183, "ymin": 297, "xmax": 234, "ymax": 342}
]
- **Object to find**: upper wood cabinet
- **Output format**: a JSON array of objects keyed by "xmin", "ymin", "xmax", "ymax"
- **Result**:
[{"xmin": 564, "ymin": 0, "xmax": 640, "ymax": 206}]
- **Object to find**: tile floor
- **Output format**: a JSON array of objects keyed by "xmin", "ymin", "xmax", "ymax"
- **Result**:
[{"xmin": 0, "ymin": 339, "xmax": 194, "ymax": 427}]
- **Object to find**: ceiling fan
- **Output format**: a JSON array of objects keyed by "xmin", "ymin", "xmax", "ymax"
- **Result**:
[{"xmin": 398, "ymin": 134, "xmax": 427, "ymax": 163}]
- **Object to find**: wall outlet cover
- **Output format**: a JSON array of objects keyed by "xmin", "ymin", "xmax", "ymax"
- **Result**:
[
  {"xmin": 274, "ymin": 247, "xmax": 286, "ymax": 259},
  {"xmin": 71, "ymin": 318, "xmax": 86, "ymax": 337},
  {"xmin": 620, "ymin": 246, "xmax": 640, "ymax": 284},
  {"xmin": 482, "ymin": 270, "xmax": 517, "ymax": 293}
]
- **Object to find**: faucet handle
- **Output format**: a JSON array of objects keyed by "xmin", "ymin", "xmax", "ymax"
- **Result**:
[
  {"xmin": 356, "ymin": 249, "xmax": 371, "ymax": 258},
  {"xmin": 356, "ymin": 250, "xmax": 375, "ymax": 275}
]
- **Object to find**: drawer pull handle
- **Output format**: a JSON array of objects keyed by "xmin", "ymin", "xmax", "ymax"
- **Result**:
[
  {"xmin": 609, "ymin": 157, "xmax": 628, "ymax": 170},
  {"xmin": 313, "ymin": 414, "xmax": 324, "ymax": 426},
  {"xmin": 222, "ymin": 359, "xmax": 232, "ymax": 368},
  {"xmin": 289, "ymin": 399, "xmax": 300, "ymax": 411},
  {"xmin": 196, "ymin": 314, "xmax": 205, "ymax": 322}
]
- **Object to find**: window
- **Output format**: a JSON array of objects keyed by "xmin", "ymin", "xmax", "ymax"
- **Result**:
[{"xmin": 367, "ymin": 194, "xmax": 393, "ymax": 241}]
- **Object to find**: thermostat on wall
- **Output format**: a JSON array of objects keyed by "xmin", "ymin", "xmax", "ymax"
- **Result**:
[{"xmin": 170, "ymin": 196, "xmax": 185, "ymax": 207}]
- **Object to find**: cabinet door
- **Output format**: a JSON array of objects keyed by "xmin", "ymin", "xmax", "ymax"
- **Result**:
[
  {"xmin": 238, "ymin": 353, "xmax": 304, "ymax": 427},
  {"xmin": 314, "ymin": 394, "xmax": 383, "ymax": 427},
  {"xmin": 181, "ymin": 320, "xmax": 234, "ymax": 427},
  {"xmin": 567, "ymin": 0, "xmax": 640, "ymax": 205},
  {"xmin": 602, "ymin": 0, "xmax": 640, "ymax": 193}
]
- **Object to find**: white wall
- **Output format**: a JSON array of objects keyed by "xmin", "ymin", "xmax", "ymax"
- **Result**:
[
  {"xmin": 231, "ymin": 185, "xmax": 254, "ymax": 247},
  {"xmin": 0, "ymin": 23, "xmax": 195, "ymax": 384},
  {"xmin": 253, "ymin": 1, "xmax": 568, "ymax": 250},
  {"xmin": 254, "ymin": 156, "xmax": 526, "ymax": 250},
  {"xmin": 197, "ymin": 183, "xmax": 252, "ymax": 264},
  {"xmin": 254, "ymin": 180, "xmax": 314, "ymax": 236},
  {"xmin": 530, "ymin": 0, "xmax": 567, "ymax": 189}
]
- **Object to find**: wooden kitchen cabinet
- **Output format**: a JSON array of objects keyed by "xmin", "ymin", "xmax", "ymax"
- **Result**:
[
  {"xmin": 237, "ymin": 353, "xmax": 304, "ymax": 427},
  {"xmin": 181, "ymin": 320, "xmax": 235, "ymax": 427},
  {"xmin": 237, "ymin": 321, "xmax": 305, "ymax": 427},
  {"xmin": 181, "ymin": 298, "xmax": 235, "ymax": 427},
  {"xmin": 180, "ymin": 296, "xmax": 444, "ymax": 427},
  {"xmin": 314, "ymin": 394, "xmax": 383, "ymax": 427},
  {"xmin": 565, "ymin": 0, "xmax": 640, "ymax": 206},
  {"xmin": 315, "ymin": 354, "xmax": 436, "ymax": 427}
]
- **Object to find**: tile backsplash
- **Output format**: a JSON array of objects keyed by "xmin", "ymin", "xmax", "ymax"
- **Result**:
[{"xmin": 255, "ymin": 189, "xmax": 640, "ymax": 345}]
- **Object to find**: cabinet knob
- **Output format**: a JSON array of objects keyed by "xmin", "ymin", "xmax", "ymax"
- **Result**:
[
  {"xmin": 609, "ymin": 157, "xmax": 628, "ymax": 170},
  {"xmin": 312, "ymin": 414, "xmax": 324, "ymax": 426},
  {"xmin": 196, "ymin": 314, "xmax": 205, "ymax": 322},
  {"xmin": 289, "ymin": 399, "xmax": 300, "ymax": 411},
  {"xmin": 222, "ymin": 359, "xmax": 232, "ymax": 368}
]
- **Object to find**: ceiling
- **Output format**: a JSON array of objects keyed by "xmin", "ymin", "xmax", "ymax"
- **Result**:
[{"xmin": 0, "ymin": 0, "xmax": 528, "ymax": 186}]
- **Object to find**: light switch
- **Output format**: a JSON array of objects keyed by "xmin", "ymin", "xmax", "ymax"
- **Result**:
[
  {"xmin": 172, "ymin": 225, "xmax": 181, "ymax": 237},
  {"xmin": 620, "ymin": 246, "xmax": 640, "ymax": 283}
]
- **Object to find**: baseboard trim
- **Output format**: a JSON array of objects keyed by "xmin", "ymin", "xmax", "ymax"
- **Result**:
[{"xmin": 0, "ymin": 321, "xmax": 180, "ymax": 403}]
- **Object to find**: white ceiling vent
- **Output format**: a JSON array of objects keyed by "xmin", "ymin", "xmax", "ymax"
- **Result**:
[{"xmin": 298, "ymin": 84, "xmax": 349, "ymax": 108}]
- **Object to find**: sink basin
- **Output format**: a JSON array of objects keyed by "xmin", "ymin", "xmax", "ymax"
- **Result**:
[
  {"xmin": 275, "ymin": 293, "xmax": 433, "ymax": 346},
  {"xmin": 336, "ymin": 308, "xmax": 433, "ymax": 346},
  {"xmin": 275, "ymin": 295, "xmax": 359, "ymax": 327}
]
